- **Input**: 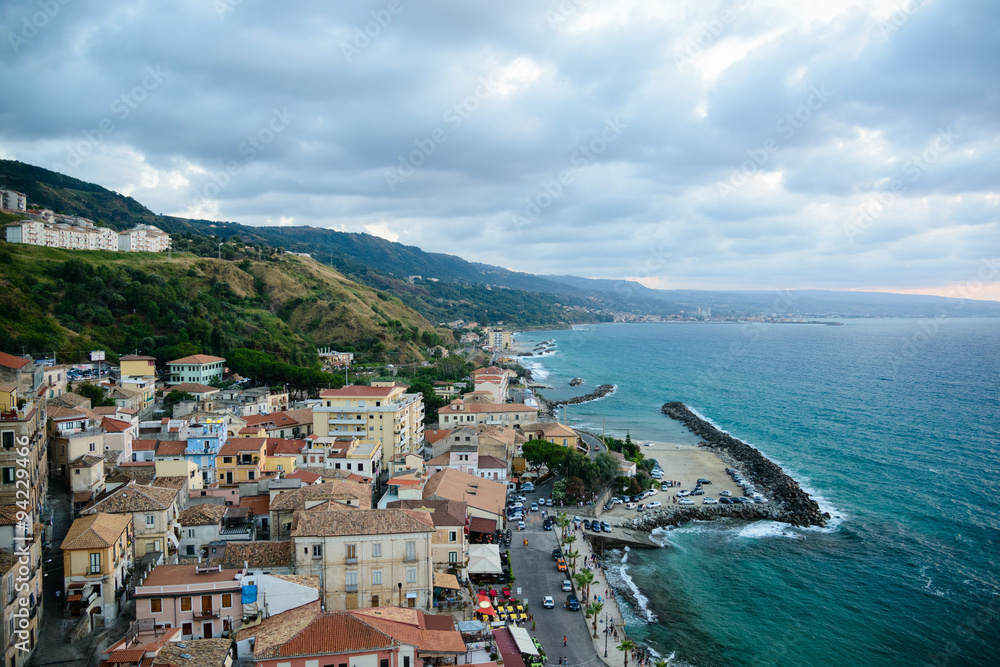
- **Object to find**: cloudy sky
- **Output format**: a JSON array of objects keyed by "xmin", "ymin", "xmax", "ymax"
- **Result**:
[{"xmin": 2, "ymin": 0, "xmax": 998, "ymax": 298}]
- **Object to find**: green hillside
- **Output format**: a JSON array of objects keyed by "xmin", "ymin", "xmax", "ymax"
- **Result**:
[{"xmin": 0, "ymin": 242, "xmax": 446, "ymax": 365}]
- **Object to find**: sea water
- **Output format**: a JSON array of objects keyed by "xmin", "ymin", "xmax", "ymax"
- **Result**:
[{"xmin": 515, "ymin": 320, "xmax": 1000, "ymax": 666}]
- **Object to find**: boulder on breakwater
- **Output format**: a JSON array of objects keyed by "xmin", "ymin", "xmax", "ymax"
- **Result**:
[
  {"xmin": 543, "ymin": 384, "xmax": 615, "ymax": 416},
  {"xmin": 657, "ymin": 401, "xmax": 829, "ymax": 528}
]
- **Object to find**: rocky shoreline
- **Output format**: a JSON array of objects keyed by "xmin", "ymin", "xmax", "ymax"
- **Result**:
[
  {"xmin": 628, "ymin": 402, "xmax": 828, "ymax": 529},
  {"xmin": 541, "ymin": 384, "xmax": 616, "ymax": 416}
]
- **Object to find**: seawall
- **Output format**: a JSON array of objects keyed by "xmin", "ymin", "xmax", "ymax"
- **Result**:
[
  {"xmin": 542, "ymin": 384, "xmax": 616, "ymax": 416},
  {"xmin": 654, "ymin": 402, "xmax": 829, "ymax": 528}
]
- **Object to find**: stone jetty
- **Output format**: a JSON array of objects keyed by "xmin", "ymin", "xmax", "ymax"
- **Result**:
[
  {"xmin": 648, "ymin": 401, "xmax": 829, "ymax": 528},
  {"xmin": 542, "ymin": 384, "xmax": 616, "ymax": 416}
]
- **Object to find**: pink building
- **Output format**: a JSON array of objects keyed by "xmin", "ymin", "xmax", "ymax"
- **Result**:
[{"xmin": 134, "ymin": 564, "xmax": 242, "ymax": 639}]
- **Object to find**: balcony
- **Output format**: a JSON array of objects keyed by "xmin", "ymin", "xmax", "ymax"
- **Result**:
[
  {"xmin": 193, "ymin": 609, "xmax": 219, "ymax": 620},
  {"xmin": 345, "ymin": 557, "xmax": 357, "ymax": 564},
  {"xmin": 345, "ymin": 584, "xmax": 358, "ymax": 593},
  {"xmin": 327, "ymin": 418, "xmax": 366, "ymax": 425}
]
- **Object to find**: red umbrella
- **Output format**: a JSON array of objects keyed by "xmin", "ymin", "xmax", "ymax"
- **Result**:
[{"xmin": 476, "ymin": 593, "xmax": 496, "ymax": 617}]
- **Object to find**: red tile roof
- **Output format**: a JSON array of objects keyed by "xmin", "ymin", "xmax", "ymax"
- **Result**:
[
  {"xmin": 101, "ymin": 417, "xmax": 132, "ymax": 433},
  {"xmin": 168, "ymin": 354, "xmax": 225, "ymax": 364},
  {"xmin": 0, "ymin": 352, "xmax": 30, "ymax": 370},
  {"xmin": 238, "ymin": 495, "xmax": 271, "ymax": 516},
  {"xmin": 217, "ymin": 438, "xmax": 266, "ymax": 456},
  {"xmin": 285, "ymin": 470, "xmax": 322, "ymax": 484}
]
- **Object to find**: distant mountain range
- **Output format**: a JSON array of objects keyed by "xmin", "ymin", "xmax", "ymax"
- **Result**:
[{"xmin": 2, "ymin": 158, "xmax": 998, "ymax": 320}]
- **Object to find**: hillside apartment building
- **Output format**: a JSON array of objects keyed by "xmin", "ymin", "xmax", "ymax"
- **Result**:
[{"xmin": 313, "ymin": 385, "xmax": 424, "ymax": 464}]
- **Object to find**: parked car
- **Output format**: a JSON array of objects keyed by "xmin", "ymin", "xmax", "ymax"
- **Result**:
[
  {"xmin": 637, "ymin": 504, "xmax": 646, "ymax": 512},
  {"xmin": 591, "ymin": 521, "xmax": 602, "ymax": 532},
  {"xmin": 647, "ymin": 488, "xmax": 658, "ymax": 496},
  {"xmin": 625, "ymin": 502, "xmax": 638, "ymax": 510},
  {"xmin": 521, "ymin": 483, "xmax": 535, "ymax": 492},
  {"xmin": 611, "ymin": 497, "xmax": 624, "ymax": 505},
  {"xmin": 718, "ymin": 497, "xmax": 731, "ymax": 504},
  {"xmin": 647, "ymin": 501, "xmax": 662, "ymax": 509},
  {"xmin": 702, "ymin": 498, "xmax": 717, "ymax": 505},
  {"xmin": 543, "ymin": 596, "xmax": 555, "ymax": 608},
  {"xmin": 676, "ymin": 490, "xmax": 690, "ymax": 497},
  {"xmin": 562, "ymin": 579, "xmax": 573, "ymax": 592},
  {"xmin": 719, "ymin": 490, "xmax": 732, "ymax": 497},
  {"xmin": 518, "ymin": 521, "xmax": 526, "ymax": 530},
  {"xmin": 690, "ymin": 489, "xmax": 705, "ymax": 496},
  {"xmin": 566, "ymin": 594, "xmax": 581, "ymax": 611},
  {"xmin": 697, "ymin": 478, "xmax": 712, "ymax": 485},
  {"xmin": 582, "ymin": 519, "xmax": 591, "ymax": 530},
  {"xmin": 678, "ymin": 498, "xmax": 696, "ymax": 505},
  {"xmin": 552, "ymin": 548, "xmax": 563, "ymax": 560},
  {"xmin": 556, "ymin": 559, "xmax": 568, "ymax": 572},
  {"xmin": 543, "ymin": 519, "xmax": 553, "ymax": 531},
  {"xmin": 601, "ymin": 521, "xmax": 612, "ymax": 533}
]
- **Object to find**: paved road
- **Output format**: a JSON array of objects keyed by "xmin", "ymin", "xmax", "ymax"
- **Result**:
[
  {"xmin": 578, "ymin": 432, "xmax": 605, "ymax": 459},
  {"xmin": 509, "ymin": 483, "xmax": 605, "ymax": 667}
]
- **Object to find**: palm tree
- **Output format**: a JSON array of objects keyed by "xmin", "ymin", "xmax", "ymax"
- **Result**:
[
  {"xmin": 655, "ymin": 659, "xmax": 669, "ymax": 667},
  {"xmin": 575, "ymin": 568, "xmax": 595, "ymax": 601},
  {"xmin": 563, "ymin": 534, "xmax": 576, "ymax": 550},
  {"xmin": 618, "ymin": 639, "xmax": 637, "ymax": 667},
  {"xmin": 565, "ymin": 549, "xmax": 580, "ymax": 576},
  {"xmin": 556, "ymin": 512, "xmax": 571, "ymax": 540},
  {"xmin": 589, "ymin": 601, "xmax": 604, "ymax": 637}
]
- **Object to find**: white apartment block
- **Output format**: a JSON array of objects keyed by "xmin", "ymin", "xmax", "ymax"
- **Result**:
[
  {"xmin": 118, "ymin": 224, "xmax": 172, "ymax": 252},
  {"xmin": 0, "ymin": 190, "xmax": 26, "ymax": 212}
]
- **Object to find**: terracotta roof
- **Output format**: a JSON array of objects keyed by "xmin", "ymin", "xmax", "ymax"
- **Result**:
[
  {"xmin": 477, "ymin": 455, "xmax": 507, "ymax": 470},
  {"xmin": 217, "ymin": 438, "xmax": 266, "ymax": 456},
  {"xmin": 423, "ymin": 469, "xmax": 506, "ymax": 517},
  {"xmin": 218, "ymin": 541, "xmax": 291, "ymax": 569},
  {"xmin": 62, "ymin": 513, "xmax": 131, "ymax": 550},
  {"xmin": 284, "ymin": 407, "xmax": 313, "ymax": 425},
  {"xmin": 291, "ymin": 508, "xmax": 435, "ymax": 538},
  {"xmin": 101, "ymin": 417, "xmax": 132, "ymax": 432},
  {"xmin": 270, "ymin": 574, "xmax": 320, "ymax": 589},
  {"xmin": 385, "ymin": 499, "xmax": 466, "ymax": 527},
  {"xmin": 152, "ymin": 638, "xmax": 233, "ymax": 667},
  {"xmin": 0, "ymin": 352, "xmax": 30, "ymax": 370},
  {"xmin": 238, "ymin": 495, "xmax": 271, "ymax": 515},
  {"xmin": 468, "ymin": 517, "xmax": 497, "ymax": 534},
  {"xmin": 178, "ymin": 504, "xmax": 227, "ymax": 526},
  {"xmin": 424, "ymin": 429, "xmax": 452, "ymax": 445},
  {"xmin": 426, "ymin": 453, "xmax": 451, "ymax": 466},
  {"xmin": 132, "ymin": 439, "xmax": 158, "ymax": 452},
  {"xmin": 284, "ymin": 470, "xmax": 322, "ymax": 484},
  {"xmin": 266, "ymin": 438, "xmax": 307, "ymax": 456},
  {"xmin": 0, "ymin": 506, "xmax": 22, "ymax": 526},
  {"xmin": 81, "ymin": 483, "xmax": 177, "ymax": 515},
  {"xmin": 137, "ymin": 564, "xmax": 240, "ymax": 591},
  {"xmin": 349, "ymin": 608, "xmax": 466, "ymax": 654},
  {"xmin": 155, "ymin": 441, "xmax": 187, "ymax": 457},
  {"xmin": 270, "ymin": 481, "xmax": 371, "ymax": 512},
  {"xmin": 240, "ymin": 601, "xmax": 400, "ymax": 659},
  {"xmin": 150, "ymin": 476, "xmax": 187, "ymax": 490},
  {"xmin": 170, "ymin": 382, "xmax": 219, "ymax": 394},
  {"xmin": 49, "ymin": 392, "xmax": 90, "ymax": 408},
  {"xmin": 69, "ymin": 454, "xmax": 104, "ymax": 468},
  {"xmin": 319, "ymin": 385, "xmax": 396, "ymax": 398},
  {"xmin": 168, "ymin": 354, "xmax": 225, "ymax": 365}
]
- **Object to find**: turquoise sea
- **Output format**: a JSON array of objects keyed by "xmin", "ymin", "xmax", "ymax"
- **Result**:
[{"xmin": 514, "ymin": 320, "xmax": 1000, "ymax": 667}]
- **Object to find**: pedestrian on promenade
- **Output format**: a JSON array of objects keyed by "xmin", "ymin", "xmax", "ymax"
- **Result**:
[{"xmin": 563, "ymin": 636, "xmax": 567, "ymax": 646}]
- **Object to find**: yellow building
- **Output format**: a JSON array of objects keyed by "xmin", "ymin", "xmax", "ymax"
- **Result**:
[
  {"xmin": 80, "ymin": 483, "xmax": 179, "ymax": 557},
  {"xmin": 61, "ymin": 513, "xmax": 134, "ymax": 623},
  {"xmin": 263, "ymin": 438, "xmax": 304, "ymax": 475},
  {"xmin": 313, "ymin": 385, "xmax": 424, "ymax": 465},
  {"xmin": 215, "ymin": 438, "xmax": 266, "ymax": 485}
]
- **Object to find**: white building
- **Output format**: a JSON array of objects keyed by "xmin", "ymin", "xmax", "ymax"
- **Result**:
[
  {"xmin": 0, "ymin": 190, "xmax": 26, "ymax": 212},
  {"xmin": 118, "ymin": 224, "xmax": 172, "ymax": 252}
]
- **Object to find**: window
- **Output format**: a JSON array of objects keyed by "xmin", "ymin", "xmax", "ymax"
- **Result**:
[
  {"xmin": 188, "ymin": 529, "xmax": 195, "ymax": 538},
  {"xmin": 182, "ymin": 622, "xmax": 192, "ymax": 636},
  {"xmin": 89, "ymin": 442, "xmax": 96, "ymax": 452},
  {"xmin": 1, "ymin": 432, "xmax": 13, "ymax": 450},
  {"xmin": 89, "ymin": 552, "xmax": 101, "ymax": 574},
  {"xmin": 449, "ymin": 551, "xmax": 458, "ymax": 563},
  {"xmin": 346, "ymin": 544, "xmax": 357, "ymax": 561},
  {"xmin": 150, "ymin": 598, "xmax": 162, "ymax": 613},
  {"xmin": 145, "ymin": 514, "xmax": 155, "ymax": 527},
  {"xmin": 449, "ymin": 531, "xmax": 457, "ymax": 542},
  {"xmin": 372, "ymin": 570, "xmax": 382, "ymax": 586},
  {"xmin": 181, "ymin": 597, "xmax": 192, "ymax": 611},
  {"xmin": 405, "ymin": 541, "xmax": 416, "ymax": 561},
  {"xmin": 313, "ymin": 544, "xmax": 323, "ymax": 559},
  {"xmin": 381, "ymin": 660, "xmax": 389, "ymax": 667},
  {"xmin": 248, "ymin": 471, "xmax": 255, "ymax": 480},
  {"xmin": 404, "ymin": 656, "xmax": 410, "ymax": 667},
  {"xmin": 406, "ymin": 568, "xmax": 416, "ymax": 583},
  {"xmin": 223, "ymin": 457, "xmax": 232, "ymax": 463},
  {"xmin": 222, "ymin": 593, "xmax": 232, "ymax": 608},
  {"xmin": 1, "ymin": 468, "xmax": 13, "ymax": 485},
  {"xmin": 372, "ymin": 543, "xmax": 381, "ymax": 557},
  {"xmin": 186, "ymin": 545, "xmax": 195, "ymax": 556}
]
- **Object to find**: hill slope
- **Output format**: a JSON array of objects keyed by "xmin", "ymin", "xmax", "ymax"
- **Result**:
[{"xmin": 0, "ymin": 242, "xmax": 443, "ymax": 365}]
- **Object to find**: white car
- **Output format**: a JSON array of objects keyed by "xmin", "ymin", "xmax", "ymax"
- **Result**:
[
  {"xmin": 647, "ymin": 501, "xmax": 662, "ymax": 509},
  {"xmin": 676, "ymin": 490, "xmax": 690, "ymax": 497},
  {"xmin": 678, "ymin": 498, "xmax": 696, "ymax": 505},
  {"xmin": 543, "ymin": 596, "xmax": 555, "ymax": 609},
  {"xmin": 562, "ymin": 579, "xmax": 572, "ymax": 591},
  {"xmin": 719, "ymin": 490, "xmax": 732, "ymax": 497},
  {"xmin": 625, "ymin": 502, "xmax": 638, "ymax": 510},
  {"xmin": 703, "ymin": 498, "xmax": 717, "ymax": 504},
  {"xmin": 647, "ymin": 488, "xmax": 658, "ymax": 496},
  {"xmin": 518, "ymin": 521, "xmax": 525, "ymax": 530},
  {"xmin": 611, "ymin": 497, "xmax": 624, "ymax": 505}
]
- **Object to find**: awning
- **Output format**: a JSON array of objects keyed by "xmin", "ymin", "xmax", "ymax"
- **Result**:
[
  {"xmin": 457, "ymin": 620, "xmax": 486, "ymax": 632},
  {"xmin": 467, "ymin": 544, "xmax": 502, "ymax": 575},
  {"xmin": 476, "ymin": 593, "xmax": 496, "ymax": 616},
  {"xmin": 492, "ymin": 628, "xmax": 527, "ymax": 667},
  {"xmin": 468, "ymin": 517, "xmax": 497, "ymax": 534},
  {"xmin": 509, "ymin": 626, "xmax": 539, "ymax": 656},
  {"xmin": 434, "ymin": 572, "xmax": 461, "ymax": 590}
]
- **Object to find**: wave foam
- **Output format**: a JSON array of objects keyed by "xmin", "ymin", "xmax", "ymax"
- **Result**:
[
  {"xmin": 737, "ymin": 521, "xmax": 804, "ymax": 540},
  {"xmin": 616, "ymin": 548, "xmax": 657, "ymax": 623}
]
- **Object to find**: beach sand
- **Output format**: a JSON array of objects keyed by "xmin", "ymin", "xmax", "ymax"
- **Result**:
[{"xmin": 601, "ymin": 440, "xmax": 742, "ymax": 521}]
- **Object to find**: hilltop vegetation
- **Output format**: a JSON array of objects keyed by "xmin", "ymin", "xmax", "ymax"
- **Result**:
[{"xmin": 0, "ymin": 242, "xmax": 446, "ymax": 365}]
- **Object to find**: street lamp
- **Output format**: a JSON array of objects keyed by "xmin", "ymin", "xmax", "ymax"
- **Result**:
[{"xmin": 603, "ymin": 612, "xmax": 610, "ymax": 658}]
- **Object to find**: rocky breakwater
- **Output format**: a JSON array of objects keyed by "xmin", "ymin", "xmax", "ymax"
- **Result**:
[
  {"xmin": 543, "ymin": 384, "xmax": 616, "ymax": 417},
  {"xmin": 658, "ymin": 401, "xmax": 829, "ymax": 528}
]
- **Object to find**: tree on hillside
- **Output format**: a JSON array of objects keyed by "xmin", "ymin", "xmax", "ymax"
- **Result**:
[
  {"xmin": 407, "ymin": 377, "xmax": 447, "ymax": 423},
  {"xmin": 75, "ymin": 382, "xmax": 116, "ymax": 407},
  {"xmin": 521, "ymin": 439, "xmax": 568, "ymax": 471}
]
